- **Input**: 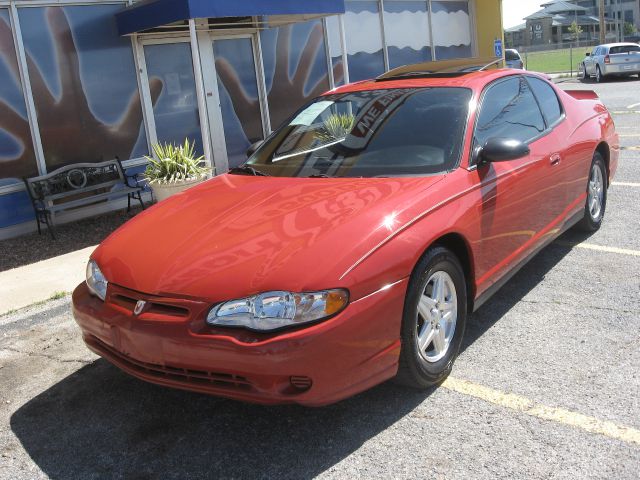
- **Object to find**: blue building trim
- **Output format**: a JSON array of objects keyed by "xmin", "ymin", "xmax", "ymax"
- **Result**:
[{"xmin": 116, "ymin": 0, "xmax": 346, "ymax": 35}]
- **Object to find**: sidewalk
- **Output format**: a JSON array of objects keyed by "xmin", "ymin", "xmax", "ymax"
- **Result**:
[{"xmin": 0, "ymin": 245, "xmax": 96, "ymax": 315}]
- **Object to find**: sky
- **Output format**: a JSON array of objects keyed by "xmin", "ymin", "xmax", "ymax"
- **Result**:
[{"xmin": 502, "ymin": 0, "xmax": 544, "ymax": 29}]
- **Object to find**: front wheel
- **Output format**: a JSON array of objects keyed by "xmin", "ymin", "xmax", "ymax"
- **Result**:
[
  {"xmin": 581, "ymin": 64, "xmax": 588, "ymax": 82},
  {"xmin": 395, "ymin": 246, "xmax": 467, "ymax": 388},
  {"xmin": 576, "ymin": 152, "xmax": 607, "ymax": 232}
]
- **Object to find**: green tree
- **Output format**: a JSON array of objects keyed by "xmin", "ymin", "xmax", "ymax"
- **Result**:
[
  {"xmin": 623, "ymin": 22, "xmax": 637, "ymax": 37},
  {"xmin": 568, "ymin": 21, "xmax": 583, "ymax": 42}
]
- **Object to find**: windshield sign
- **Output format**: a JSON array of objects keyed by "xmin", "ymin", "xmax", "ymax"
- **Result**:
[{"xmin": 242, "ymin": 87, "xmax": 472, "ymax": 178}]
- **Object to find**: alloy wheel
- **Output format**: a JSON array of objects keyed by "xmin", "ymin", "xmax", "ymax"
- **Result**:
[
  {"xmin": 415, "ymin": 271, "xmax": 458, "ymax": 363},
  {"xmin": 588, "ymin": 163, "xmax": 604, "ymax": 221}
]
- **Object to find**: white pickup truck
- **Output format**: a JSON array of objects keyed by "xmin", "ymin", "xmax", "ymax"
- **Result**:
[{"xmin": 581, "ymin": 43, "xmax": 640, "ymax": 83}]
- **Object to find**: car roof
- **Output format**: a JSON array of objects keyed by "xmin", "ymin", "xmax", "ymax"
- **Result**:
[
  {"xmin": 598, "ymin": 42, "xmax": 640, "ymax": 48},
  {"xmin": 327, "ymin": 61, "xmax": 547, "ymax": 95}
]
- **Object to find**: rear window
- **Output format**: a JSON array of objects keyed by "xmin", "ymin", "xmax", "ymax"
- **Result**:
[
  {"xmin": 245, "ymin": 88, "xmax": 472, "ymax": 178},
  {"xmin": 505, "ymin": 50, "xmax": 520, "ymax": 61},
  {"xmin": 609, "ymin": 45, "xmax": 640, "ymax": 54}
]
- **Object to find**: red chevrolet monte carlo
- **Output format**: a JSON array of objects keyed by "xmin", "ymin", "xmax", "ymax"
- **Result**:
[{"xmin": 73, "ymin": 60, "xmax": 618, "ymax": 406}]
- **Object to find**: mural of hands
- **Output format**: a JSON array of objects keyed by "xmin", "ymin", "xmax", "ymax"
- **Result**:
[
  {"xmin": 215, "ymin": 22, "xmax": 344, "ymax": 136},
  {"xmin": 0, "ymin": 7, "xmax": 162, "ymax": 181}
]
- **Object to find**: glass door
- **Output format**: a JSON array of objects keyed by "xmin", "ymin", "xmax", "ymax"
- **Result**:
[
  {"xmin": 211, "ymin": 35, "xmax": 267, "ymax": 169},
  {"xmin": 142, "ymin": 40, "xmax": 204, "ymax": 156}
]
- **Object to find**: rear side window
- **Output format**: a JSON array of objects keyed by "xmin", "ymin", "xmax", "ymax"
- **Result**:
[
  {"xmin": 475, "ymin": 77, "xmax": 545, "ymax": 147},
  {"xmin": 527, "ymin": 77, "xmax": 563, "ymax": 126},
  {"xmin": 609, "ymin": 45, "xmax": 640, "ymax": 54}
]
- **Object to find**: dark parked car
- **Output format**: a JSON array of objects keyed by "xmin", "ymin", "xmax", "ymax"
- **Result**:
[{"xmin": 505, "ymin": 49, "xmax": 524, "ymax": 69}]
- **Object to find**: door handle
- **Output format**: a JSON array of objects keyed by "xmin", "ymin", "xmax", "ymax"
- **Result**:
[{"xmin": 550, "ymin": 154, "xmax": 561, "ymax": 166}]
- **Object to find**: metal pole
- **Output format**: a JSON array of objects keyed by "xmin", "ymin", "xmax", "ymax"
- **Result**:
[{"xmin": 599, "ymin": 0, "xmax": 605, "ymax": 44}]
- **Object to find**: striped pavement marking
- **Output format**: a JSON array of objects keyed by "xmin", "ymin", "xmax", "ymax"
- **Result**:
[
  {"xmin": 556, "ymin": 241, "xmax": 640, "ymax": 257},
  {"xmin": 612, "ymin": 182, "xmax": 640, "ymax": 187},
  {"xmin": 442, "ymin": 377, "xmax": 640, "ymax": 446}
]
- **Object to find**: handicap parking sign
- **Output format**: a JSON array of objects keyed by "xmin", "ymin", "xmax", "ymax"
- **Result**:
[{"xmin": 494, "ymin": 39, "xmax": 503, "ymax": 57}]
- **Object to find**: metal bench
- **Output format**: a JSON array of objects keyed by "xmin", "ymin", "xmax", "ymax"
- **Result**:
[{"xmin": 23, "ymin": 158, "xmax": 145, "ymax": 239}]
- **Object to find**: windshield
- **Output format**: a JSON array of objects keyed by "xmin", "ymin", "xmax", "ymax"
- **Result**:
[
  {"xmin": 609, "ymin": 45, "xmax": 640, "ymax": 54},
  {"xmin": 241, "ymin": 87, "xmax": 472, "ymax": 178}
]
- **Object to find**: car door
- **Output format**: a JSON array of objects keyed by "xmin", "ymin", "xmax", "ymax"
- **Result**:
[
  {"xmin": 469, "ymin": 75, "xmax": 560, "ymax": 292},
  {"xmin": 587, "ymin": 47, "xmax": 599, "ymax": 75},
  {"xmin": 525, "ymin": 75, "xmax": 570, "ymax": 220}
]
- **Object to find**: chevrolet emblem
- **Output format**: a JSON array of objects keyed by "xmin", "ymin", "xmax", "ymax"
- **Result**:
[{"xmin": 133, "ymin": 300, "xmax": 146, "ymax": 316}]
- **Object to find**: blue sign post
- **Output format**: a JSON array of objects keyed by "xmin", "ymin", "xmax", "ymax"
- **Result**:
[{"xmin": 494, "ymin": 39, "xmax": 503, "ymax": 57}]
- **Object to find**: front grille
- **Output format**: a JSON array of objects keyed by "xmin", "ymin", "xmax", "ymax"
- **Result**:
[
  {"xmin": 107, "ymin": 284, "xmax": 198, "ymax": 321},
  {"xmin": 89, "ymin": 336, "xmax": 253, "ymax": 392}
]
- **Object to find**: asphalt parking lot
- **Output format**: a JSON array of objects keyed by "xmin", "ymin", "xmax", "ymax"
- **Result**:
[{"xmin": 1, "ymin": 77, "xmax": 639, "ymax": 480}]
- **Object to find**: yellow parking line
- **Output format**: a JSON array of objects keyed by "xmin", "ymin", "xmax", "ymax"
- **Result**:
[
  {"xmin": 556, "ymin": 242, "xmax": 640, "ymax": 257},
  {"xmin": 442, "ymin": 377, "xmax": 640, "ymax": 446},
  {"xmin": 612, "ymin": 182, "xmax": 640, "ymax": 187}
]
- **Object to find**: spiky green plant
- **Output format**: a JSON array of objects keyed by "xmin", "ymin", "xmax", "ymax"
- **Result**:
[
  {"xmin": 144, "ymin": 139, "xmax": 210, "ymax": 185},
  {"xmin": 315, "ymin": 113, "xmax": 356, "ymax": 143}
]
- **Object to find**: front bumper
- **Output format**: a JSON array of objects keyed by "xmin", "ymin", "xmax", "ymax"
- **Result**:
[{"xmin": 72, "ymin": 279, "xmax": 408, "ymax": 406}]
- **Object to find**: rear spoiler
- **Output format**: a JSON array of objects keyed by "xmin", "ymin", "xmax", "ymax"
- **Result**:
[{"xmin": 564, "ymin": 90, "xmax": 599, "ymax": 100}]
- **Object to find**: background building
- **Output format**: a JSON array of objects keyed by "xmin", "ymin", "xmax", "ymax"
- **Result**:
[
  {"xmin": 0, "ymin": 0, "xmax": 503, "ymax": 239},
  {"xmin": 504, "ymin": 0, "xmax": 637, "ymax": 48}
]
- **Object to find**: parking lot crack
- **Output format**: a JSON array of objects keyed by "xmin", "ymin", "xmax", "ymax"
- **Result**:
[
  {"xmin": 0, "ymin": 346, "xmax": 91, "ymax": 365},
  {"xmin": 519, "ymin": 299, "xmax": 639, "ymax": 316}
]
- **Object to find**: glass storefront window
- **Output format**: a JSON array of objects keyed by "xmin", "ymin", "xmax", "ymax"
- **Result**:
[
  {"xmin": 344, "ymin": 1, "xmax": 385, "ymax": 82},
  {"xmin": 325, "ymin": 15, "xmax": 346, "ymax": 86},
  {"xmin": 260, "ymin": 20, "xmax": 331, "ymax": 131},
  {"xmin": 384, "ymin": 0, "xmax": 432, "ymax": 69},
  {"xmin": 144, "ymin": 42, "xmax": 203, "ymax": 156},
  {"xmin": 213, "ymin": 37, "xmax": 263, "ymax": 169},
  {"xmin": 18, "ymin": 5, "xmax": 149, "ymax": 170},
  {"xmin": 431, "ymin": 1, "xmax": 472, "ymax": 60},
  {"xmin": 0, "ymin": 9, "xmax": 37, "ymax": 186}
]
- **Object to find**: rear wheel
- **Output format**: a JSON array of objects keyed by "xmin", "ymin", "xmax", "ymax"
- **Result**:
[
  {"xmin": 395, "ymin": 246, "xmax": 467, "ymax": 388},
  {"xmin": 576, "ymin": 152, "xmax": 607, "ymax": 232},
  {"xmin": 596, "ymin": 65, "xmax": 604, "ymax": 83}
]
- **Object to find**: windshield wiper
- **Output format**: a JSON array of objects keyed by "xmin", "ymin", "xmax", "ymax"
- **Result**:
[
  {"xmin": 228, "ymin": 165, "xmax": 270, "ymax": 176},
  {"xmin": 307, "ymin": 173, "xmax": 331, "ymax": 178}
]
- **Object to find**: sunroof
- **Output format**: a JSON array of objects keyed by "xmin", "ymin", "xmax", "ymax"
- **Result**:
[{"xmin": 375, "ymin": 57, "xmax": 503, "ymax": 82}]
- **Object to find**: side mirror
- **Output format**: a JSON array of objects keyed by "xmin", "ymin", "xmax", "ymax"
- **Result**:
[
  {"xmin": 477, "ymin": 138, "xmax": 530, "ymax": 165},
  {"xmin": 585, "ymin": 52, "xmax": 590, "ymax": 57},
  {"xmin": 246, "ymin": 140, "xmax": 264, "ymax": 158}
]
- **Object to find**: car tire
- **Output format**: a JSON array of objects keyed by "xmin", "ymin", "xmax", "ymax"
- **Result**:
[
  {"xmin": 395, "ymin": 246, "xmax": 467, "ymax": 389},
  {"xmin": 576, "ymin": 152, "xmax": 607, "ymax": 232},
  {"xmin": 596, "ymin": 66, "xmax": 604, "ymax": 83},
  {"xmin": 581, "ymin": 64, "xmax": 589, "ymax": 82}
]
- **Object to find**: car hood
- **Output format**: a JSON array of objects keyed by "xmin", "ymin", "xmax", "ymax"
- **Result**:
[{"xmin": 94, "ymin": 174, "xmax": 444, "ymax": 301}]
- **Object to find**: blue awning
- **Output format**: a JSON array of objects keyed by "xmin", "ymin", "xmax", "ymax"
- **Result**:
[{"xmin": 116, "ymin": 0, "xmax": 345, "ymax": 35}]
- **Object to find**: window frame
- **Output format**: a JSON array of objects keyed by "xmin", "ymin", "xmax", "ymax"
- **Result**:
[{"xmin": 469, "ymin": 74, "xmax": 563, "ymax": 169}]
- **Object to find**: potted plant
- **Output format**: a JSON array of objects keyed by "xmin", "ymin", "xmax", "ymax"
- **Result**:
[{"xmin": 144, "ymin": 139, "xmax": 210, "ymax": 202}]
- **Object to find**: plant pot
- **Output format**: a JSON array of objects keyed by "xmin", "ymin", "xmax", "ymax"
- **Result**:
[{"xmin": 150, "ymin": 177, "xmax": 206, "ymax": 203}]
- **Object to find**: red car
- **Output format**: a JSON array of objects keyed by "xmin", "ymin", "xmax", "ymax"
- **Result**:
[{"xmin": 73, "ymin": 60, "xmax": 618, "ymax": 406}]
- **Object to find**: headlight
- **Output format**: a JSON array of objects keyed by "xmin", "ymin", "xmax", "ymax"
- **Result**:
[
  {"xmin": 206, "ymin": 289, "xmax": 349, "ymax": 331},
  {"xmin": 86, "ymin": 260, "xmax": 108, "ymax": 301}
]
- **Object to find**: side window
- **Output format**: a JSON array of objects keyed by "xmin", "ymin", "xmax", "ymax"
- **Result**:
[
  {"xmin": 527, "ymin": 77, "xmax": 563, "ymax": 126},
  {"xmin": 475, "ymin": 77, "xmax": 545, "ymax": 148}
]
